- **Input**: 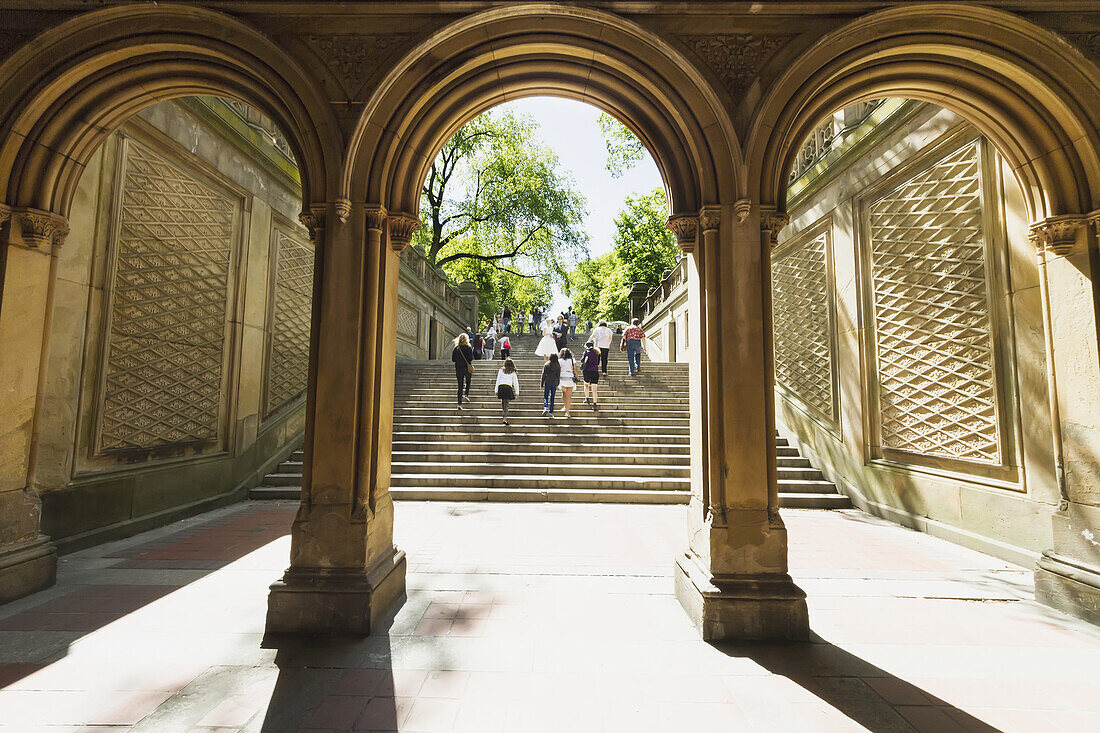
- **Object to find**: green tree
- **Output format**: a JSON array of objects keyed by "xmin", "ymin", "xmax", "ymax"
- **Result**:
[
  {"xmin": 565, "ymin": 188, "xmax": 676, "ymax": 323},
  {"xmin": 612, "ymin": 188, "xmax": 677, "ymax": 286},
  {"xmin": 597, "ymin": 113, "xmax": 645, "ymax": 178},
  {"xmin": 415, "ymin": 109, "xmax": 588, "ymax": 288}
]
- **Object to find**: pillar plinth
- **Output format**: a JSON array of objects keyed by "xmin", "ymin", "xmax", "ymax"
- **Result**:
[{"xmin": 267, "ymin": 547, "xmax": 406, "ymax": 635}]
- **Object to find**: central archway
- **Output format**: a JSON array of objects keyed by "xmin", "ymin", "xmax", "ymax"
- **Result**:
[{"xmin": 270, "ymin": 4, "xmax": 810, "ymax": 642}]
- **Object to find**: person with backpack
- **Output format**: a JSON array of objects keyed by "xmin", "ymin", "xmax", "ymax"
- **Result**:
[
  {"xmin": 495, "ymin": 358, "xmax": 519, "ymax": 426},
  {"xmin": 451, "ymin": 333, "xmax": 474, "ymax": 408},
  {"xmin": 499, "ymin": 334, "xmax": 511, "ymax": 359},
  {"xmin": 558, "ymin": 347, "xmax": 577, "ymax": 418},
  {"xmin": 472, "ymin": 332, "xmax": 485, "ymax": 360},
  {"xmin": 541, "ymin": 353, "xmax": 560, "ymax": 418},
  {"xmin": 579, "ymin": 340, "xmax": 601, "ymax": 411}
]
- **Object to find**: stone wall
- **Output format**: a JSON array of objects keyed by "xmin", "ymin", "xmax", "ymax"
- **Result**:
[
  {"xmin": 639, "ymin": 257, "xmax": 690, "ymax": 363},
  {"xmin": 777, "ymin": 103, "xmax": 1058, "ymax": 566},
  {"xmin": 644, "ymin": 101, "xmax": 1064, "ymax": 567},
  {"xmin": 32, "ymin": 98, "xmax": 471, "ymax": 551}
]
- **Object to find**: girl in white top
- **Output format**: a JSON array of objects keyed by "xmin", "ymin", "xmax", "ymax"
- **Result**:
[
  {"xmin": 495, "ymin": 358, "xmax": 519, "ymax": 426},
  {"xmin": 535, "ymin": 318, "xmax": 558, "ymax": 360},
  {"xmin": 557, "ymin": 347, "xmax": 577, "ymax": 418}
]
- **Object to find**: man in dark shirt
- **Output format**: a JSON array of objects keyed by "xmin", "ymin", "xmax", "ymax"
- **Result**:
[{"xmin": 502, "ymin": 305, "xmax": 512, "ymax": 333}]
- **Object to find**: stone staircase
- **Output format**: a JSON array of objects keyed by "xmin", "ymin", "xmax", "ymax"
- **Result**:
[{"xmin": 252, "ymin": 331, "xmax": 850, "ymax": 507}]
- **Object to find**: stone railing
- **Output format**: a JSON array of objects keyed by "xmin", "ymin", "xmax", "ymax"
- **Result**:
[
  {"xmin": 640, "ymin": 255, "xmax": 688, "ymax": 320},
  {"xmin": 789, "ymin": 99, "xmax": 886, "ymax": 182},
  {"xmin": 395, "ymin": 244, "xmax": 478, "ymax": 358}
]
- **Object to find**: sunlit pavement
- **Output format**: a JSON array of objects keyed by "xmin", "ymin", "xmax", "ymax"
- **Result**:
[{"xmin": 0, "ymin": 501, "xmax": 1098, "ymax": 732}]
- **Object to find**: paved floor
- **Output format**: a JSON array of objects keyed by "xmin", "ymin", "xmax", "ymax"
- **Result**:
[{"xmin": 0, "ymin": 502, "xmax": 1098, "ymax": 732}]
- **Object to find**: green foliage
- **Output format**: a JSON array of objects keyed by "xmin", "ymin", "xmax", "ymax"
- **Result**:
[
  {"xmin": 597, "ymin": 113, "xmax": 645, "ymax": 178},
  {"xmin": 565, "ymin": 188, "xmax": 676, "ymax": 323},
  {"xmin": 414, "ymin": 108, "xmax": 588, "ymax": 306},
  {"xmin": 612, "ymin": 188, "xmax": 677, "ymax": 286}
]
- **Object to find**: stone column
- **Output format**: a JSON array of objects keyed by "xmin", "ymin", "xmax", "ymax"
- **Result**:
[
  {"xmin": 669, "ymin": 203, "xmax": 809, "ymax": 641},
  {"xmin": 628, "ymin": 281, "xmax": 649, "ymax": 321},
  {"xmin": 457, "ymin": 280, "xmax": 479, "ymax": 329},
  {"xmin": 1031, "ymin": 213, "xmax": 1100, "ymax": 624},
  {"xmin": 0, "ymin": 207, "xmax": 65, "ymax": 603},
  {"xmin": 266, "ymin": 203, "xmax": 414, "ymax": 635}
]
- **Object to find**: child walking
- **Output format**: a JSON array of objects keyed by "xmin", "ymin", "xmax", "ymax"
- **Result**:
[
  {"xmin": 541, "ymin": 353, "xmax": 560, "ymax": 418},
  {"xmin": 580, "ymin": 340, "xmax": 600, "ymax": 411},
  {"xmin": 558, "ymin": 347, "xmax": 577, "ymax": 418},
  {"xmin": 495, "ymin": 358, "xmax": 519, "ymax": 426}
]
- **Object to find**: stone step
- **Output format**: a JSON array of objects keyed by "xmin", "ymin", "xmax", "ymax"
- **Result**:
[
  {"xmin": 393, "ymin": 451, "xmax": 691, "ymax": 466},
  {"xmin": 390, "ymin": 440, "xmax": 691, "ymax": 454},
  {"xmin": 389, "ymin": 473, "xmax": 690, "ymax": 491},
  {"xmin": 778, "ymin": 493, "xmax": 852, "ymax": 509},
  {"xmin": 390, "ymin": 461, "xmax": 690, "ymax": 478},
  {"xmin": 776, "ymin": 479, "xmax": 842, "ymax": 494},
  {"xmin": 395, "ymin": 406, "xmax": 689, "ymax": 420},
  {"xmin": 392, "ymin": 421, "xmax": 691, "ymax": 433},
  {"xmin": 391, "ymin": 431, "xmax": 691, "ymax": 445}
]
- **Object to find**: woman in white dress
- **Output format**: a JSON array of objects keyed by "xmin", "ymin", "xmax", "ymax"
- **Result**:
[{"xmin": 535, "ymin": 318, "xmax": 558, "ymax": 361}]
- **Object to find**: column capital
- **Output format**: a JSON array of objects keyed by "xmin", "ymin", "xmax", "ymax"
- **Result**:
[
  {"xmin": 387, "ymin": 213, "xmax": 421, "ymax": 252},
  {"xmin": 1029, "ymin": 213, "xmax": 1086, "ymax": 256},
  {"xmin": 1087, "ymin": 208, "xmax": 1100, "ymax": 239},
  {"xmin": 298, "ymin": 204, "xmax": 327, "ymax": 243},
  {"xmin": 364, "ymin": 204, "xmax": 388, "ymax": 232},
  {"xmin": 0, "ymin": 203, "xmax": 10, "ymax": 226},
  {"xmin": 666, "ymin": 213, "xmax": 698, "ymax": 254},
  {"xmin": 759, "ymin": 209, "xmax": 790, "ymax": 248},
  {"xmin": 15, "ymin": 208, "xmax": 69, "ymax": 249},
  {"xmin": 698, "ymin": 206, "xmax": 722, "ymax": 233}
]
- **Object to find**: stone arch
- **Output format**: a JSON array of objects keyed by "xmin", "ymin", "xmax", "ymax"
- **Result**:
[
  {"xmin": 0, "ymin": 4, "xmax": 341, "ymax": 220},
  {"xmin": 748, "ymin": 3, "xmax": 1100, "ymax": 225},
  {"xmin": 343, "ymin": 3, "xmax": 743, "ymax": 219}
]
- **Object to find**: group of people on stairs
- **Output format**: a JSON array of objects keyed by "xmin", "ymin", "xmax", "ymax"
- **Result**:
[{"xmin": 450, "ymin": 316, "xmax": 647, "ymax": 425}]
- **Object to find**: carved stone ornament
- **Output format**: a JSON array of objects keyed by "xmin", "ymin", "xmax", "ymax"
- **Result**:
[
  {"xmin": 17, "ymin": 208, "xmax": 69, "ymax": 249},
  {"xmin": 698, "ymin": 206, "xmax": 721, "ymax": 233},
  {"xmin": 1063, "ymin": 32, "xmax": 1100, "ymax": 68},
  {"xmin": 1029, "ymin": 214, "xmax": 1085, "ymax": 256},
  {"xmin": 387, "ymin": 213, "xmax": 421, "ymax": 252},
  {"xmin": 335, "ymin": 198, "xmax": 352, "ymax": 224},
  {"xmin": 681, "ymin": 34, "xmax": 790, "ymax": 102},
  {"xmin": 298, "ymin": 207, "xmax": 325, "ymax": 242},
  {"xmin": 760, "ymin": 211, "xmax": 790, "ymax": 247},
  {"xmin": 1087, "ymin": 209, "xmax": 1100, "ymax": 239},
  {"xmin": 666, "ymin": 214, "xmax": 698, "ymax": 253},
  {"xmin": 0, "ymin": 203, "xmax": 10, "ymax": 226},
  {"xmin": 303, "ymin": 34, "xmax": 418, "ymax": 97},
  {"xmin": 734, "ymin": 198, "xmax": 752, "ymax": 224},
  {"xmin": 364, "ymin": 205, "xmax": 387, "ymax": 232}
]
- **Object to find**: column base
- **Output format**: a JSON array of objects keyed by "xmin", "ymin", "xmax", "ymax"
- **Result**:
[
  {"xmin": 266, "ymin": 547, "xmax": 406, "ymax": 635},
  {"xmin": 0, "ymin": 535, "xmax": 57, "ymax": 604},
  {"xmin": 1035, "ymin": 552, "xmax": 1100, "ymax": 626},
  {"xmin": 675, "ymin": 552, "xmax": 809, "ymax": 641}
]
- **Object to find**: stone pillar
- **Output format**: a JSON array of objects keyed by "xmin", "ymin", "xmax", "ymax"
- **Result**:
[
  {"xmin": 0, "ymin": 207, "xmax": 64, "ymax": 603},
  {"xmin": 668, "ymin": 204, "xmax": 809, "ymax": 641},
  {"xmin": 266, "ymin": 203, "xmax": 415, "ymax": 635},
  {"xmin": 629, "ymin": 281, "xmax": 649, "ymax": 321},
  {"xmin": 457, "ymin": 280, "xmax": 479, "ymax": 329},
  {"xmin": 1031, "ymin": 213, "xmax": 1100, "ymax": 624}
]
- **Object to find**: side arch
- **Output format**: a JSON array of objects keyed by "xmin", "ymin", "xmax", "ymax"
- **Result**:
[
  {"xmin": 748, "ymin": 3, "xmax": 1100, "ymax": 222},
  {"xmin": 0, "ymin": 4, "xmax": 342, "ymax": 218},
  {"xmin": 343, "ymin": 3, "xmax": 743, "ymax": 218}
]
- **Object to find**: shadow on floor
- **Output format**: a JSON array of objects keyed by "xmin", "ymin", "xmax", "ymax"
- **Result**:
[
  {"xmin": 714, "ymin": 633, "xmax": 1003, "ymax": 732},
  {"xmin": 0, "ymin": 505, "xmax": 297, "ymax": 690}
]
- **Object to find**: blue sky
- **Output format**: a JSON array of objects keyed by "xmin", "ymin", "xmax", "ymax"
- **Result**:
[{"xmin": 502, "ymin": 96, "xmax": 664, "ymax": 313}]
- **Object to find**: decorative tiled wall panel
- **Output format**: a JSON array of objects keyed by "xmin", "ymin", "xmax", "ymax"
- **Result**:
[
  {"xmin": 772, "ymin": 229, "xmax": 836, "ymax": 422},
  {"xmin": 265, "ymin": 229, "xmax": 314, "ymax": 416},
  {"xmin": 867, "ymin": 142, "xmax": 1001, "ymax": 464},
  {"xmin": 98, "ymin": 140, "xmax": 236, "ymax": 451},
  {"xmin": 396, "ymin": 298, "xmax": 420, "ymax": 343}
]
